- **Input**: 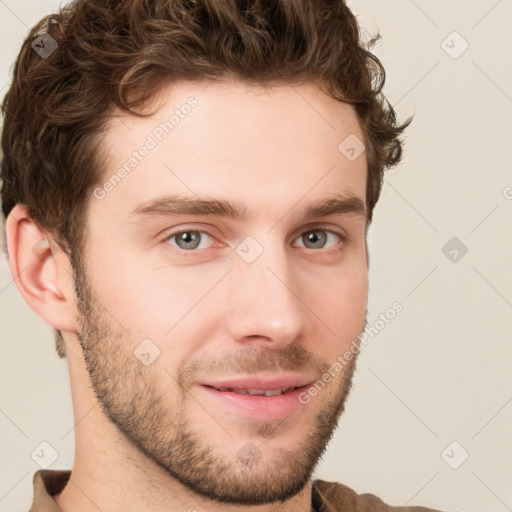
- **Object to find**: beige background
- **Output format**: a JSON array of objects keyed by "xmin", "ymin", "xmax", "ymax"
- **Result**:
[{"xmin": 1, "ymin": 1, "xmax": 511, "ymax": 511}]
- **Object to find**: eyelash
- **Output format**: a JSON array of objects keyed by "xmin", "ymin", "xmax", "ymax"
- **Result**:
[{"xmin": 162, "ymin": 225, "xmax": 347, "ymax": 254}]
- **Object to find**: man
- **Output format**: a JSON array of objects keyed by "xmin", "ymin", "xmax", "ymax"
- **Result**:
[{"xmin": 1, "ymin": 0, "xmax": 447, "ymax": 510}]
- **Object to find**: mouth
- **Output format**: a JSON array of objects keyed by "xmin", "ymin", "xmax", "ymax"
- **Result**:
[
  {"xmin": 203, "ymin": 385, "xmax": 301, "ymax": 396},
  {"xmin": 197, "ymin": 383, "xmax": 312, "ymax": 420}
]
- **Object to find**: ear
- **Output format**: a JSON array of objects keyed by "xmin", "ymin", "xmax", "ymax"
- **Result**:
[{"xmin": 5, "ymin": 204, "xmax": 79, "ymax": 333}]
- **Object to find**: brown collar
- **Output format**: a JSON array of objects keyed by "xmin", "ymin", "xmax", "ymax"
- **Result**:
[{"xmin": 30, "ymin": 469, "xmax": 352, "ymax": 512}]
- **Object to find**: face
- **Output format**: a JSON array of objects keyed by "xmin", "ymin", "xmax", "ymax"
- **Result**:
[{"xmin": 72, "ymin": 78, "xmax": 369, "ymax": 505}]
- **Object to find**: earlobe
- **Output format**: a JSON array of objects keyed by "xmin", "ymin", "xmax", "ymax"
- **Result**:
[{"xmin": 5, "ymin": 204, "xmax": 78, "ymax": 333}]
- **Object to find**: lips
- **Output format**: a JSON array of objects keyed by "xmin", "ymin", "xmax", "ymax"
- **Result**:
[
  {"xmin": 196, "ymin": 374, "xmax": 316, "ymax": 419},
  {"xmin": 199, "ymin": 374, "xmax": 315, "ymax": 392},
  {"xmin": 209, "ymin": 386, "xmax": 297, "ymax": 396},
  {"xmin": 197, "ymin": 381, "xmax": 313, "ymax": 420}
]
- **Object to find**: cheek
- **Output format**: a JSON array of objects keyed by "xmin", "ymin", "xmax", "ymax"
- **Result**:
[
  {"xmin": 308, "ymin": 262, "xmax": 368, "ymax": 344},
  {"xmin": 92, "ymin": 238, "xmax": 197, "ymax": 309},
  {"xmin": 107, "ymin": 260, "xmax": 226, "ymax": 356}
]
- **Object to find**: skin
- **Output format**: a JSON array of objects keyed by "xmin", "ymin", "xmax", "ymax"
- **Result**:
[{"xmin": 6, "ymin": 77, "xmax": 369, "ymax": 512}]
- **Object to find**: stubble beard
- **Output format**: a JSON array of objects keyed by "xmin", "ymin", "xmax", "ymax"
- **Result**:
[{"xmin": 71, "ymin": 256, "xmax": 362, "ymax": 505}]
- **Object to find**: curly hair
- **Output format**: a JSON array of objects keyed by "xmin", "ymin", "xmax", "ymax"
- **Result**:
[{"xmin": 1, "ymin": 0, "xmax": 411, "ymax": 358}]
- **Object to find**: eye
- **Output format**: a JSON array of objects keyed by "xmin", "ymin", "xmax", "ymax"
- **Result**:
[
  {"xmin": 164, "ymin": 230, "xmax": 215, "ymax": 251},
  {"xmin": 162, "ymin": 227, "xmax": 345, "ymax": 254},
  {"xmin": 293, "ymin": 229, "xmax": 344, "ymax": 250}
]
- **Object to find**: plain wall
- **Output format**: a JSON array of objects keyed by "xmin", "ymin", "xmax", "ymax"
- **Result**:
[{"xmin": 1, "ymin": 1, "xmax": 511, "ymax": 511}]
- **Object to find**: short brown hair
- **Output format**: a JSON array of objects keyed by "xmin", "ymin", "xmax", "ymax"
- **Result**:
[{"xmin": 1, "ymin": 0, "xmax": 411, "ymax": 359}]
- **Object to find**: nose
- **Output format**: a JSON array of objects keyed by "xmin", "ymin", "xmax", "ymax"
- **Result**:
[{"xmin": 225, "ymin": 239, "xmax": 308, "ymax": 350}]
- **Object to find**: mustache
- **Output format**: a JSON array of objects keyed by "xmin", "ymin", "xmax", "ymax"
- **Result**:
[{"xmin": 177, "ymin": 344, "xmax": 331, "ymax": 388}]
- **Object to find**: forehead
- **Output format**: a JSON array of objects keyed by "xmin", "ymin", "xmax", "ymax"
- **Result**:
[{"xmin": 95, "ymin": 78, "xmax": 367, "ymax": 222}]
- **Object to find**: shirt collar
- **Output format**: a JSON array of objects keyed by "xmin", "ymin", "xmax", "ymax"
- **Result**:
[{"xmin": 29, "ymin": 469, "xmax": 332, "ymax": 512}]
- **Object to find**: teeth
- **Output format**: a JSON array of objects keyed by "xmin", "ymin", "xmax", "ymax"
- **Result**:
[{"xmin": 216, "ymin": 387, "xmax": 294, "ymax": 396}]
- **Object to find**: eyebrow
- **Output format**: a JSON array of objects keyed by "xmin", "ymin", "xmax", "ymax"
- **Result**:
[{"xmin": 128, "ymin": 193, "xmax": 367, "ymax": 222}]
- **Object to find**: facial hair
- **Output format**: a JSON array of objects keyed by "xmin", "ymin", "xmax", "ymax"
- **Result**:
[{"xmin": 71, "ymin": 255, "xmax": 365, "ymax": 505}]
